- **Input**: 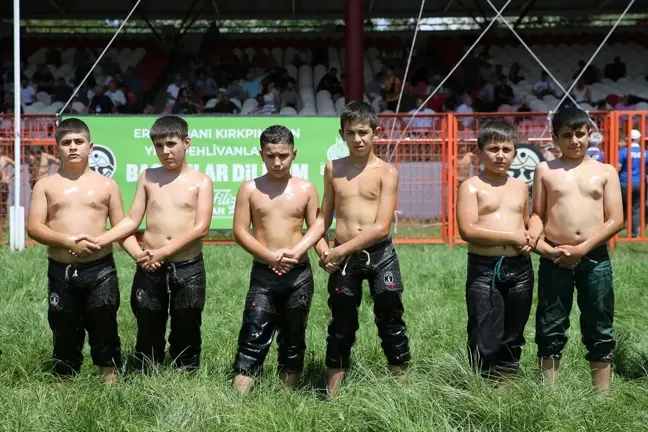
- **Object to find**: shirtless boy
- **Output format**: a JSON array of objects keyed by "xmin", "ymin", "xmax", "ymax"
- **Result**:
[
  {"xmin": 530, "ymin": 107, "xmax": 623, "ymax": 391},
  {"xmin": 231, "ymin": 125, "xmax": 324, "ymax": 393},
  {"xmin": 79, "ymin": 116, "xmax": 214, "ymax": 371},
  {"xmin": 456, "ymin": 120, "xmax": 535, "ymax": 378},
  {"xmin": 283, "ymin": 101, "xmax": 411, "ymax": 396},
  {"xmin": 27, "ymin": 118, "xmax": 142, "ymax": 382}
]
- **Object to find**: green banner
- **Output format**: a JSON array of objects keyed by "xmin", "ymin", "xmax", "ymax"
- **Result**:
[{"xmin": 74, "ymin": 116, "xmax": 349, "ymax": 229}]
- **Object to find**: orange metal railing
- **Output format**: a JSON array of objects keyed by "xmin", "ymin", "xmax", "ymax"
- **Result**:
[{"xmin": 1, "ymin": 111, "xmax": 647, "ymax": 246}]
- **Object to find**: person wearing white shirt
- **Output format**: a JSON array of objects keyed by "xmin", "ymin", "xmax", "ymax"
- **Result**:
[
  {"xmin": 455, "ymin": 95, "xmax": 475, "ymax": 127},
  {"xmin": 104, "ymin": 81, "xmax": 127, "ymax": 107},
  {"xmin": 20, "ymin": 77, "xmax": 36, "ymax": 106},
  {"xmin": 407, "ymin": 98, "xmax": 435, "ymax": 130}
]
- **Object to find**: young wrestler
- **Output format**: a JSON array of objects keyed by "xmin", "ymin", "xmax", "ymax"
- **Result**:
[
  {"xmin": 78, "ymin": 116, "xmax": 214, "ymax": 371},
  {"xmin": 231, "ymin": 125, "xmax": 325, "ymax": 393},
  {"xmin": 27, "ymin": 118, "xmax": 143, "ymax": 382},
  {"xmin": 456, "ymin": 120, "xmax": 535, "ymax": 379},
  {"xmin": 530, "ymin": 107, "xmax": 624, "ymax": 391},
  {"xmin": 282, "ymin": 101, "xmax": 411, "ymax": 396}
]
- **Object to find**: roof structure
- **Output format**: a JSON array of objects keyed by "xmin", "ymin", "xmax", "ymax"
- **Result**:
[{"xmin": 2, "ymin": 0, "xmax": 645, "ymax": 20}]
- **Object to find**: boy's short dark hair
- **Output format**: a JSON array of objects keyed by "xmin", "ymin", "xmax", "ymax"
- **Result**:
[
  {"xmin": 477, "ymin": 120, "xmax": 518, "ymax": 150},
  {"xmin": 150, "ymin": 116, "xmax": 189, "ymax": 141},
  {"xmin": 260, "ymin": 125, "xmax": 295, "ymax": 148},
  {"xmin": 55, "ymin": 118, "xmax": 91, "ymax": 144},
  {"xmin": 551, "ymin": 107, "xmax": 592, "ymax": 136},
  {"xmin": 340, "ymin": 101, "xmax": 379, "ymax": 131}
]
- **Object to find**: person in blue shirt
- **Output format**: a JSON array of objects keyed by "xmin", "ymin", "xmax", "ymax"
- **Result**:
[
  {"xmin": 618, "ymin": 129, "xmax": 647, "ymax": 237},
  {"xmin": 587, "ymin": 132, "xmax": 605, "ymax": 162}
]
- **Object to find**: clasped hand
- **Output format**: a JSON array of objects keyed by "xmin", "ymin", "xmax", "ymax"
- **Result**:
[
  {"xmin": 267, "ymin": 247, "xmax": 344, "ymax": 276},
  {"xmin": 513, "ymin": 230, "xmax": 536, "ymax": 255},
  {"xmin": 74, "ymin": 234, "xmax": 167, "ymax": 271},
  {"xmin": 547, "ymin": 244, "xmax": 584, "ymax": 269}
]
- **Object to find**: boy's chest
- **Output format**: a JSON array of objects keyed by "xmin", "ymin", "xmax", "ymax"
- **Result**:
[
  {"xmin": 147, "ymin": 183, "xmax": 199, "ymax": 211},
  {"xmin": 252, "ymin": 192, "xmax": 308, "ymax": 219},
  {"xmin": 476, "ymin": 187, "xmax": 524, "ymax": 214},
  {"xmin": 548, "ymin": 172, "xmax": 605, "ymax": 200},
  {"xmin": 49, "ymin": 187, "xmax": 110, "ymax": 212},
  {"xmin": 333, "ymin": 175, "xmax": 381, "ymax": 201}
]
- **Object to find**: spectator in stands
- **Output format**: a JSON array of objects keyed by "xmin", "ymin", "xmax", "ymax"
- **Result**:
[
  {"xmin": 261, "ymin": 81, "xmax": 280, "ymax": 110},
  {"xmin": 571, "ymin": 79, "xmax": 592, "ymax": 105},
  {"xmin": 225, "ymin": 73, "xmax": 246, "ymax": 101},
  {"xmin": 604, "ymin": 56, "xmax": 626, "ymax": 82},
  {"xmin": 366, "ymin": 73, "xmax": 384, "ymax": 101},
  {"xmin": 249, "ymin": 94, "xmax": 277, "ymax": 115},
  {"xmin": 407, "ymin": 97, "xmax": 435, "ymax": 130},
  {"xmin": 0, "ymin": 93, "xmax": 12, "ymax": 113},
  {"xmin": 572, "ymin": 60, "xmax": 599, "ymax": 85},
  {"xmin": 207, "ymin": 90, "xmax": 240, "ymax": 114},
  {"xmin": 195, "ymin": 71, "xmax": 218, "ymax": 103},
  {"xmin": 480, "ymin": 75, "xmax": 497, "ymax": 111},
  {"xmin": 124, "ymin": 67, "xmax": 143, "ymax": 99},
  {"xmin": 494, "ymin": 75, "xmax": 515, "ymax": 109},
  {"xmin": 143, "ymin": 104, "xmax": 155, "ymax": 114},
  {"xmin": 508, "ymin": 62, "xmax": 524, "ymax": 85},
  {"xmin": 382, "ymin": 68, "xmax": 401, "ymax": 112},
  {"xmin": 280, "ymin": 78, "xmax": 301, "ymax": 112},
  {"xmin": 455, "ymin": 95, "xmax": 474, "ymax": 127},
  {"xmin": 20, "ymin": 77, "xmax": 36, "ymax": 106},
  {"xmin": 587, "ymin": 132, "xmax": 605, "ymax": 162},
  {"xmin": 88, "ymin": 84, "xmax": 114, "ymax": 114},
  {"xmin": 172, "ymin": 87, "xmax": 199, "ymax": 115},
  {"xmin": 31, "ymin": 64, "xmax": 55, "ymax": 94},
  {"xmin": 242, "ymin": 70, "xmax": 264, "ymax": 100},
  {"xmin": 317, "ymin": 67, "xmax": 342, "ymax": 95},
  {"xmin": 105, "ymin": 81, "xmax": 127, "ymax": 112},
  {"xmin": 618, "ymin": 129, "xmax": 647, "ymax": 238},
  {"xmin": 52, "ymin": 78, "xmax": 72, "ymax": 103},
  {"xmin": 533, "ymin": 71, "xmax": 555, "ymax": 98},
  {"xmin": 167, "ymin": 73, "xmax": 187, "ymax": 106}
]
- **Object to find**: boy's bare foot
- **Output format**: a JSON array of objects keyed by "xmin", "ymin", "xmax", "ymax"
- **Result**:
[
  {"xmin": 541, "ymin": 357, "xmax": 560, "ymax": 383},
  {"xmin": 326, "ymin": 368, "xmax": 347, "ymax": 397},
  {"xmin": 99, "ymin": 366, "xmax": 117, "ymax": 384},
  {"xmin": 389, "ymin": 364, "xmax": 408, "ymax": 383},
  {"xmin": 590, "ymin": 361, "xmax": 611, "ymax": 391},
  {"xmin": 234, "ymin": 374, "xmax": 254, "ymax": 394},
  {"xmin": 279, "ymin": 372, "xmax": 300, "ymax": 389}
]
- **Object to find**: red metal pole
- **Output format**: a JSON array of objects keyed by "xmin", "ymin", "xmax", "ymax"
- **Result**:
[{"xmin": 344, "ymin": 0, "xmax": 364, "ymax": 103}]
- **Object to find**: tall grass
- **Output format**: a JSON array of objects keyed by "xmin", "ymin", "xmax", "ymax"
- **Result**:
[{"xmin": 1, "ymin": 244, "xmax": 648, "ymax": 431}]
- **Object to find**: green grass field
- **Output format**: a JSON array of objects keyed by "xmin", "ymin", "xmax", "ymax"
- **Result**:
[{"xmin": 2, "ymin": 243, "xmax": 648, "ymax": 431}]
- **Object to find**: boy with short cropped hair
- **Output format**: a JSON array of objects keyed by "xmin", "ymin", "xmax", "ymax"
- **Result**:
[
  {"xmin": 231, "ymin": 124, "xmax": 325, "ymax": 393},
  {"xmin": 27, "ymin": 118, "xmax": 143, "ymax": 382},
  {"xmin": 283, "ymin": 101, "xmax": 411, "ymax": 396},
  {"xmin": 456, "ymin": 120, "xmax": 536, "ymax": 378},
  {"xmin": 79, "ymin": 115, "xmax": 214, "ymax": 371},
  {"xmin": 530, "ymin": 107, "xmax": 624, "ymax": 391}
]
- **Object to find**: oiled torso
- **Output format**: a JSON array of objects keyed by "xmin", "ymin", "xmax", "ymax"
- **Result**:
[
  {"xmin": 467, "ymin": 176, "xmax": 528, "ymax": 257},
  {"xmin": 249, "ymin": 177, "xmax": 313, "ymax": 261},
  {"xmin": 542, "ymin": 159, "xmax": 608, "ymax": 245},
  {"xmin": 45, "ymin": 171, "xmax": 114, "ymax": 263},
  {"xmin": 332, "ymin": 158, "xmax": 388, "ymax": 244},
  {"xmin": 142, "ymin": 167, "xmax": 205, "ymax": 262}
]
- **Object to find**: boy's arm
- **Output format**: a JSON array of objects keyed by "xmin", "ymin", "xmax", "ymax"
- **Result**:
[
  {"xmin": 304, "ymin": 182, "xmax": 329, "ymax": 257},
  {"xmin": 290, "ymin": 162, "xmax": 335, "ymax": 257},
  {"xmin": 106, "ymin": 179, "xmax": 144, "ymax": 261},
  {"xmin": 26, "ymin": 180, "xmax": 91, "ymax": 251},
  {"xmin": 528, "ymin": 163, "xmax": 546, "ymax": 243},
  {"xmin": 456, "ymin": 180, "xmax": 523, "ymax": 246},
  {"xmin": 95, "ymin": 171, "xmax": 149, "ymax": 247},
  {"xmin": 333, "ymin": 165, "xmax": 397, "ymax": 257},
  {"xmin": 232, "ymin": 181, "xmax": 278, "ymax": 264},
  {"xmin": 573, "ymin": 165, "xmax": 624, "ymax": 255},
  {"xmin": 156, "ymin": 175, "xmax": 214, "ymax": 258}
]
